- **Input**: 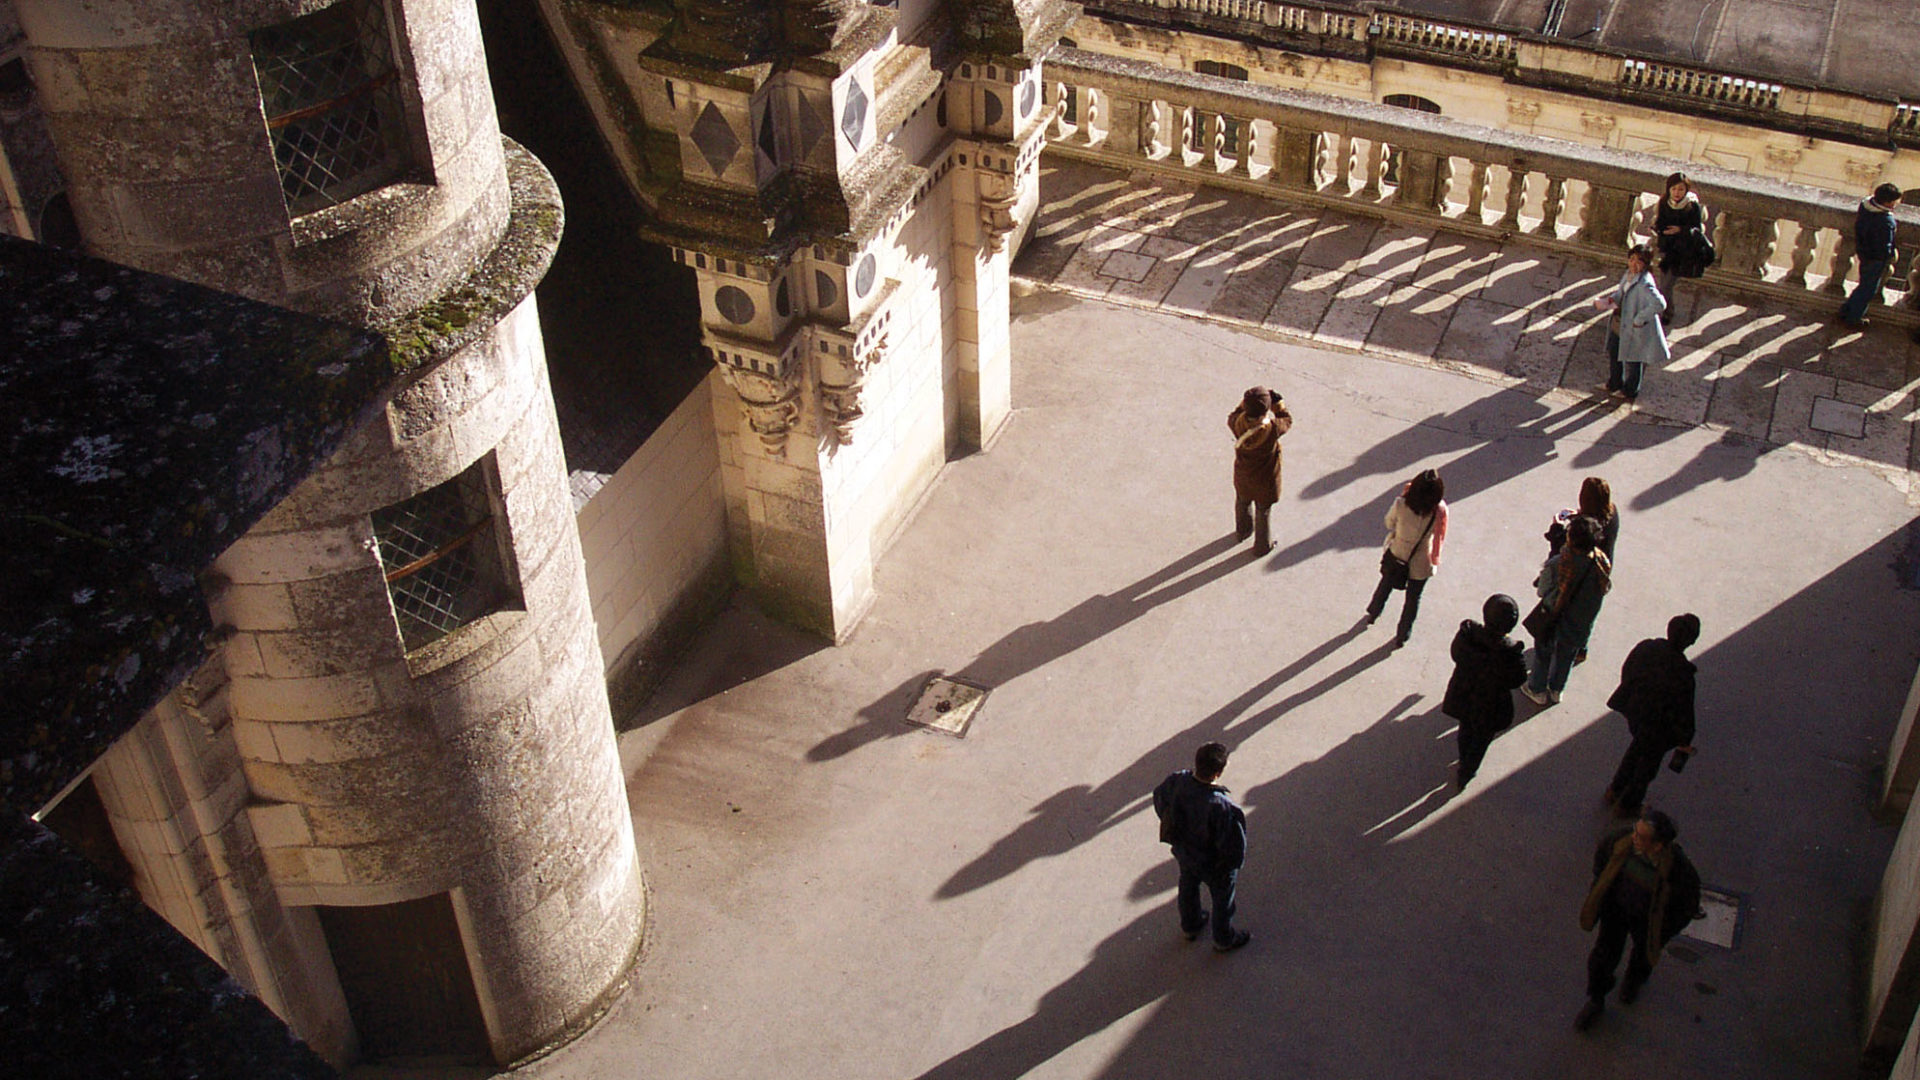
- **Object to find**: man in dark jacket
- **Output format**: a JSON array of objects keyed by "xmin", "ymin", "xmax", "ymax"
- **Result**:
[
  {"xmin": 1604, "ymin": 614, "xmax": 1701, "ymax": 817},
  {"xmin": 1575, "ymin": 810, "xmax": 1702, "ymax": 1031},
  {"xmin": 1840, "ymin": 183, "xmax": 1903, "ymax": 326},
  {"xmin": 1444, "ymin": 594, "xmax": 1529, "ymax": 788},
  {"xmin": 1152, "ymin": 742, "xmax": 1250, "ymax": 952}
]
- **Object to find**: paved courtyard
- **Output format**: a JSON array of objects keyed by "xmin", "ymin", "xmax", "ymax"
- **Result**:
[{"xmin": 483, "ymin": 176, "xmax": 1920, "ymax": 1078}]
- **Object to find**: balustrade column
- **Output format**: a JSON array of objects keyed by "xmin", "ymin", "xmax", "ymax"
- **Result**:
[
  {"xmin": 1390, "ymin": 148, "xmax": 1448, "ymax": 215},
  {"xmin": 1464, "ymin": 161, "xmax": 1490, "ymax": 223},
  {"xmin": 1784, "ymin": 223, "xmax": 1819, "ymax": 290},
  {"xmin": 1713, "ymin": 212, "xmax": 1772, "ymax": 279},
  {"xmin": 1576, "ymin": 184, "xmax": 1635, "ymax": 251},
  {"xmin": 1823, "ymin": 234, "xmax": 1857, "ymax": 297},
  {"xmin": 1497, "ymin": 165, "xmax": 1528, "ymax": 231},
  {"xmin": 1360, "ymin": 140, "xmax": 1387, "ymax": 199},
  {"xmin": 1905, "ymin": 245, "xmax": 1920, "ymax": 309},
  {"xmin": 1074, "ymin": 88, "xmax": 1101, "ymax": 149},
  {"xmin": 1331, "ymin": 134, "xmax": 1355, "ymax": 193},
  {"xmin": 1538, "ymin": 176, "xmax": 1567, "ymax": 237},
  {"xmin": 1204, "ymin": 112, "xmax": 1225, "ymax": 171},
  {"xmin": 1229, "ymin": 119, "xmax": 1254, "ymax": 177}
]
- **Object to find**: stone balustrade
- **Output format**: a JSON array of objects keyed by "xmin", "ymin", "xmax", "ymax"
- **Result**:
[
  {"xmin": 1044, "ymin": 48, "xmax": 1920, "ymax": 322},
  {"xmin": 1079, "ymin": 0, "xmax": 1911, "ymax": 143},
  {"xmin": 1620, "ymin": 60, "xmax": 1782, "ymax": 111},
  {"xmin": 1373, "ymin": 12, "xmax": 1514, "ymax": 64}
]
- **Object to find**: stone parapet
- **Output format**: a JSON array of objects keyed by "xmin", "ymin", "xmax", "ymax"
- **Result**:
[{"xmin": 1043, "ymin": 48, "xmax": 1920, "ymax": 325}]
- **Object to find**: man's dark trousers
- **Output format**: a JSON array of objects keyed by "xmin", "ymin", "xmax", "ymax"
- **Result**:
[
  {"xmin": 1176, "ymin": 858, "xmax": 1238, "ymax": 949},
  {"xmin": 1608, "ymin": 738, "xmax": 1670, "ymax": 813},
  {"xmin": 1586, "ymin": 902, "xmax": 1653, "ymax": 1000}
]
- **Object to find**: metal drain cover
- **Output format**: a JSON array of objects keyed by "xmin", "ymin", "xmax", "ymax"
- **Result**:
[
  {"xmin": 1681, "ymin": 886, "xmax": 1743, "ymax": 950},
  {"xmin": 905, "ymin": 676, "xmax": 989, "ymax": 737}
]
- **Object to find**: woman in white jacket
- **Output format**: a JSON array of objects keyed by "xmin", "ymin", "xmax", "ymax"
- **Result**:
[
  {"xmin": 1364, "ymin": 468, "xmax": 1449, "ymax": 647},
  {"xmin": 1599, "ymin": 244, "xmax": 1670, "ymax": 402}
]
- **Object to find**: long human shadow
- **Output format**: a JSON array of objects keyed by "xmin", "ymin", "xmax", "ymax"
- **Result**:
[
  {"xmin": 911, "ymin": 693, "xmax": 1521, "ymax": 1080},
  {"xmin": 909, "ymin": 518, "xmax": 1920, "ymax": 1080},
  {"xmin": 1629, "ymin": 430, "xmax": 1778, "ymax": 512},
  {"xmin": 1296, "ymin": 387, "xmax": 1552, "ymax": 503},
  {"xmin": 933, "ymin": 623, "xmax": 1379, "ymax": 899},
  {"xmin": 808, "ymin": 534, "xmax": 1248, "ymax": 764},
  {"xmin": 1265, "ymin": 393, "xmax": 1616, "ymax": 574}
]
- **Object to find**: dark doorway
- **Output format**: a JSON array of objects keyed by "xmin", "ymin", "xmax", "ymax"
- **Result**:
[
  {"xmin": 317, "ymin": 893, "xmax": 491, "ymax": 1064},
  {"xmin": 36, "ymin": 774, "xmax": 134, "ymax": 888}
]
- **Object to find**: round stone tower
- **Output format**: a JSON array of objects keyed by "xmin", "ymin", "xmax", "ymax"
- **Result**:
[{"xmin": 15, "ymin": 0, "xmax": 643, "ymax": 1065}]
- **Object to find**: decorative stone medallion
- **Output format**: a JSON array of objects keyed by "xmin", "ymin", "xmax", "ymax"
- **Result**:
[
  {"xmin": 814, "ymin": 269, "xmax": 838, "ymax": 307},
  {"xmin": 714, "ymin": 285, "xmax": 755, "ymax": 324},
  {"xmin": 853, "ymin": 254, "xmax": 876, "ymax": 298},
  {"xmin": 1017, "ymin": 80, "xmax": 1036, "ymax": 119}
]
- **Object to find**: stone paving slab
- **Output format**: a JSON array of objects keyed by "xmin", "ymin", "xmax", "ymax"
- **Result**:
[
  {"xmin": 1015, "ymin": 160, "xmax": 1920, "ymax": 498},
  {"xmin": 497, "ymin": 286, "xmax": 1920, "ymax": 1080}
]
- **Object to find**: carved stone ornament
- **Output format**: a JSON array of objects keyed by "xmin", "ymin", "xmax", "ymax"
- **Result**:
[
  {"xmin": 1764, "ymin": 145, "xmax": 1804, "ymax": 171},
  {"xmin": 718, "ymin": 362, "xmax": 803, "ymax": 456},
  {"xmin": 977, "ymin": 168, "xmax": 1019, "ymax": 253},
  {"xmin": 1505, "ymin": 99, "xmax": 1542, "ymax": 125},
  {"xmin": 818, "ymin": 332, "xmax": 888, "ymax": 443}
]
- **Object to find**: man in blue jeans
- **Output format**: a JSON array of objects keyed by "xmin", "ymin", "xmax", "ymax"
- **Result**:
[
  {"xmin": 1839, "ymin": 183, "xmax": 1903, "ymax": 327},
  {"xmin": 1152, "ymin": 742, "xmax": 1251, "ymax": 952}
]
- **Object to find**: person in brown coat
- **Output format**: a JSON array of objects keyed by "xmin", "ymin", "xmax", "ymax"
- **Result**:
[{"xmin": 1228, "ymin": 386, "xmax": 1292, "ymax": 554}]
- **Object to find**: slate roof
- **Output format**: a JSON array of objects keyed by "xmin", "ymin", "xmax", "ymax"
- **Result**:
[
  {"xmin": 0, "ymin": 235, "xmax": 390, "ymax": 814},
  {"xmin": 0, "ymin": 235, "xmax": 391, "ymax": 1080}
]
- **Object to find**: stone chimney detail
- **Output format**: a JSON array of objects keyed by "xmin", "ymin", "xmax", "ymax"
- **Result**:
[{"xmin": 537, "ymin": 0, "xmax": 1077, "ymax": 639}]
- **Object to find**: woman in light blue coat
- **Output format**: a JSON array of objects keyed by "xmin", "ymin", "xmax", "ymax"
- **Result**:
[{"xmin": 1599, "ymin": 244, "xmax": 1669, "ymax": 401}]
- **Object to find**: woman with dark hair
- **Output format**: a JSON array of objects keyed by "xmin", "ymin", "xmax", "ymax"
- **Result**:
[
  {"xmin": 1596, "ymin": 244, "xmax": 1669, "ymax": 402},
  {"xmin": 1523, "ymin": 515, "xmax": 1613, "ymax": 705},
  {"xmin": 1365, "ymin": 469, "xmax": 1448, "ymax": 646},
  {"xmin": 1578, "ymin": 477, "xmax": 1619, "ymax": 562},
  {"xmin": 1649, "ymin": 172, "xmax": 1710, "ymax": 323}
]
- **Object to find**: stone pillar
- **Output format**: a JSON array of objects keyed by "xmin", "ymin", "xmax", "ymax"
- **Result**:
[
  {"xmin": 1883, "ymin": 664, "xmax": 1920, "ymax": 813},
  {"xmin": 1268, "ymin": 125, "xmax": 1318, "ymax": 190},
  {"xmin": 1713, "ymin": 210, "xmax": 1774, "ymax": 278},
  {"xmin": 1391, "ymin": 147, "xmax": 1447, "ymax": 214},
  {"xmin": 1577, "ymin": 184, "xmax": 1636, "ymax": 251},
  {"xmin": 15, "ymin": 0, "xmax": 642, "ymax": 1065},
  {"xmin": 1870, "ymin": 796, "xmax": 1920, "ymax": 1063}
]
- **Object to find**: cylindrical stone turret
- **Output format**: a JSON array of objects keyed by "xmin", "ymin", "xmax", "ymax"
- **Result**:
[{"xmin": 15, "ymin": 0, "xmax": 642, "ymax": 1065}]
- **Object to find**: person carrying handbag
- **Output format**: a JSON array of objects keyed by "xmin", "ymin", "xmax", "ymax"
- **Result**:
[
  {"xmin": 1364, "ymin": 469, "xmax": 1447, "ymax": 647},
  {"xmin": 1523, "ymin": 515, "xmax": 1612, "ymax": 705}
]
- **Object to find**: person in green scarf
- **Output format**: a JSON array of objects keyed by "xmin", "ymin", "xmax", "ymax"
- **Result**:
[{"xmin": 1575, "ymin": 810, "xmax": 1702, "ymax": 1031}]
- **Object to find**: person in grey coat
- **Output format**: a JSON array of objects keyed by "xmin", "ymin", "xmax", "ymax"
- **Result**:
[{"xmin": 1598, "ymin": 244, "xmax": 1669, "ymax": 402}]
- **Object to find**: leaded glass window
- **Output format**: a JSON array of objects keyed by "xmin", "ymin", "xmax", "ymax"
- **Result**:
[
  {"xmin": 370, "ymin": 463, "xmax": 517, "ymax": 651},
  {"xmin": 250, "ymin": 0, "xmax": 409, "ymax": 215}
]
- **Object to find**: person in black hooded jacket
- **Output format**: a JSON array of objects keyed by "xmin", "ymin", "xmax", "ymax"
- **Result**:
[{"xmin": 1443, "ymin": 594, "xmax": 1529, "ymax": 787}]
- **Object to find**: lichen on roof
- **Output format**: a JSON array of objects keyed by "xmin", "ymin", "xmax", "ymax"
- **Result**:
[{"xmin": 0, "ymin": 235, "xmax": 392, "ymax": 815}]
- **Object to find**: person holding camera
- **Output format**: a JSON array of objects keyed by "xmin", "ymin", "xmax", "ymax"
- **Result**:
[{"xmin": 1603, "ymin": 614, "xmax": 1702, "ymax": 818}]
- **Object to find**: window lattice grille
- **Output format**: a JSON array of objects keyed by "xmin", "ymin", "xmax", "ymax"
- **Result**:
[
  {"xmin": 251, "ymin": 0, "xmax": 406, "ymax": 214},
  {"xmin": 371, "ymin": 468, "xmax": 510, "ymax": 651}
]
